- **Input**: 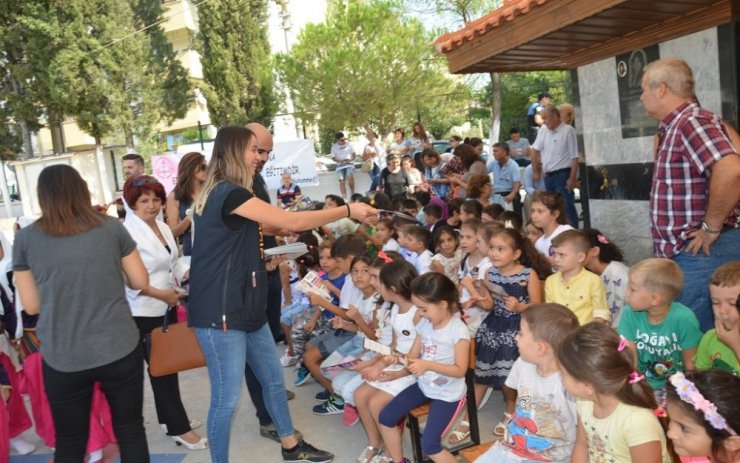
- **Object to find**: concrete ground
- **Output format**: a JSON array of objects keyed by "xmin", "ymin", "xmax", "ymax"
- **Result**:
[{"xmin": 13, "ymin": 342, "xmax": 504, "ymax": 462}]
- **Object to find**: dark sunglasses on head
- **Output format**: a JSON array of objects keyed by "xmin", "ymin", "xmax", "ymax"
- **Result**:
[{"xmin": 132, "ymin": 176, "xmax": 159, "ymax": 187}]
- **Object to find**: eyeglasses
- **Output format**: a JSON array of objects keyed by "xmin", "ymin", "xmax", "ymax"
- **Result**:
[
  {"xmin": 132, "ymin": 176, "xmax": 159, "ymax": 187},
  {"xmin": 257, "ymin": 148, "xmax": 273, "ymax": 156}
]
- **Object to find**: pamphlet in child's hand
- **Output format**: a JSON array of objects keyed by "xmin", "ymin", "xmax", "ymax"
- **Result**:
[
  {"xmin": 483, "ymin": 280, "xmax": 508, "ymax": 302},
  {"xmin": 296, "ymin": 270, "xmax": 333, "ymax": 302},
  {"xmin": 264, "ymin": 242, "xmax": 308, "ymax": 260}
]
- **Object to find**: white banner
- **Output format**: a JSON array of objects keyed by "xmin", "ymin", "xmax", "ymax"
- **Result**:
[{"xmin": 159, "ymin": 139, "xmax": 319, "ymax": 195}]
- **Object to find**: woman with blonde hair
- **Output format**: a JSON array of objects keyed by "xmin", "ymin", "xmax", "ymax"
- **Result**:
[
  {"xmin": 165, "ymin": 152, "xmax": 207, "ymax": 256},
  {"xmin": 188, "ymin": 126, "xmax": 376, "ymax": 463}
]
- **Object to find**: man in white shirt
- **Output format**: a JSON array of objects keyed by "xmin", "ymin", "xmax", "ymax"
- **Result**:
[
  {"xmin": 330, "ymin": 131, "xmax": 356, "ymax": 199},
  {"xmin": 530, "ymin": 107, "xmax": 580, "ymax": 228}
]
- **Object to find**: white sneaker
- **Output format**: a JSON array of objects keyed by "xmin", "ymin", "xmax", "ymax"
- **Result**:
[
  {"xmin": 10, "ymin": 437, "xmax": 36, "ymax": 455},
  {"xmin": 280, "ymin": 351, "xmax": 299, "ymax": 367}
]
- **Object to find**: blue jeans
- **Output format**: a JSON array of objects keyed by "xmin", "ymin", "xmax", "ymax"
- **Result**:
[
  {"xmin": 196, "ymin": 324, "xmax": 294, "ymax": 462},
  {"xmin": 544, "ymin": 169, "xmax": 579, "ymax": 228},
  {"xmin": 369, "ymin": 163, "xmax": 381, "ymax": 192},
  {"xmin": 673, "ymin": 228, "xmax": 740, "ymax": 332}
]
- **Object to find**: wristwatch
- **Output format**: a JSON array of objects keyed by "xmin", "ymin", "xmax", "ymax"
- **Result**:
[{"xmin": 701, "ymin": 221, "xmax": 721, "ymax": 234}]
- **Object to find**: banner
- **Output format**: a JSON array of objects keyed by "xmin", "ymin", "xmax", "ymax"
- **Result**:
[{"xmin": 159, "ymin": 139, "xmax": 319, "ymax": 195}]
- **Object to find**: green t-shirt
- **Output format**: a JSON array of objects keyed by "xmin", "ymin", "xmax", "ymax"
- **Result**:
[
  {"xmin": 618, "ymin": 302, "xmax": 702, "ymax": 390},
  {"xmin": 694, "ymin": 329, "xmax": 739, "ymax": 375}
]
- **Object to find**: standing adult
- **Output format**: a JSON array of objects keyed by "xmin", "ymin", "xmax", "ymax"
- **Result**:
[
  {"xmin": 506, "ymin": 127, "xmax": 531, "ymax": 167},
  {"xmin": 422, "ymin": 149, "xmax": 449, "ymax": 199},
  {"xmin": 527, "ymin": 91, "xmax": 550, "ymax": 143},
  {"xmin": 389, "ymin": 128, "xmax": 411, "ymax": 155},
  {"xmin": 558, "ymin": 103, "xmax": 574, "ymax": 126},
  {"xmin": 362, "ymin": 130, "xmax": 386, "ymax": 192},
  {"xmin": 530, "ymin": 107, "xmax": 580, "ymax": 228},
  {"xmin": 122, "ymin": 175, "xmax": 207, "ymax": 450},
  {"xmin": 188, "ymin": 126, "xmax": 376, "ymax": 463},
  {"xmin": 165, "ymin": 152, "xmax": 206, "ymax": 256},
  {"xmin": 640, "ymin": 58, "xmax": 740, "ymax": 331},
  {"xmin": 380, "ymin": 153, "xmax": 410, "ymax": 201},
  {"xmin": 487, "ymin": 143, "xmax": 522, "ymax": 215},
  {"xmin": 331, "ymin": 132, "xmax": 356, "ymax": 200},
  {"xmin": 409, "ymin": 122, "xmax": 431, "ymax": 171},
  {"xmin": 13, "ymin": 165, "xmax": 150, "ymax": 462},
  {"xmin": 122, "ymin": 153, "xmax": 146, "ymax": 180}
]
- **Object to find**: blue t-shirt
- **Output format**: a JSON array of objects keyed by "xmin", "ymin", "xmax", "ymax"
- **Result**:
[
  {"xmin": 618, "ymin": 301, "xmax": 702, "ymax": 390},
  {"xmin": 487, "ymin": 157, "xmax": 521, "ymax": 194},
  {"xmin": 321, "ymin": 272, "xmax": 346, "ymax": 319}
]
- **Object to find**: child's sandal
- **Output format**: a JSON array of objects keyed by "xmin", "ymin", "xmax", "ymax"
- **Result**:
[
  {"xmin": 356, "ymin": 445, "xmax": 382, "ymax": 463},
  {"xmin": 448, "ymin": 420, "xmax": 471, "ymax": 444},
  {"xmin": 493, "ymin": 412, "xmax": 513, "ymax": 436}
]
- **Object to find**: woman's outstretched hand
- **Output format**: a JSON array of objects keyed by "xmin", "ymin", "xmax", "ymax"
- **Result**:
[{"xmin": 348, "ymin": 202, "xmax": 378, "ymax": 222}]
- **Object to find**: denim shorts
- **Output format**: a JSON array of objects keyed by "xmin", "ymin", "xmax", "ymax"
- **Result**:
[
  {"xmin": 335, "ymin": 164, "xmax": 355, "ymax": 180},
  {"xmin": 309, "ymin": 329, "xmax": 355, "ymax": 357}
]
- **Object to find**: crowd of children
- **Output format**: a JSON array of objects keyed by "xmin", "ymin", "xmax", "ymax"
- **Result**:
[
  {"xmin": 1, "ymin": 180, "xmax": 738, "ymax": 463},
  {"xmin": 268, "ymin": 187, "xmax": 738, "ymax": 463}
]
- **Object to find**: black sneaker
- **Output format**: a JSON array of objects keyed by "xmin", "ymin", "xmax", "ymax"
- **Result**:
[
  {"xmin": 260, "ymin": 423, "xmax": 303, "ymax": 443},
  {"xmin": 282, "ymin": 440, "xmax": 334, "ymax": 463}
]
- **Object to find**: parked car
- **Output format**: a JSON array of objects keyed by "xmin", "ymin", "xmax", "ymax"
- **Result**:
[{"xmin": 431, "ymin": 140, "xmax": 451, "ymax": 154}]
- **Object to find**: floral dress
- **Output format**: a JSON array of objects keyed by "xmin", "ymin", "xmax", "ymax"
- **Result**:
[{"xmin": 474, "ymin": 265, "xmax": 531, "ymax": 387}]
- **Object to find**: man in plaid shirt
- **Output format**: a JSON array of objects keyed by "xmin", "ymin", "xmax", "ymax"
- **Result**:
[{"xmin": 641, "ymin": 58, "xmax": 740, "ymax": 331}]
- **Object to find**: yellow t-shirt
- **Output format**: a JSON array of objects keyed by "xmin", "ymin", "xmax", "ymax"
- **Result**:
[
  {"xmin": 577, "ymin": 400, "xmax": 670, "ymax": 463},
  {"xmin": 545, "ymin": 268, "xmax": 609, "ymax": 324}
]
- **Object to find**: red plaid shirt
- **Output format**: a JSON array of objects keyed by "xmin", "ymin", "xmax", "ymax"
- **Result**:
[{"xmin": 650, "ymin": 100, "xmax": 739, "ymax": 257}]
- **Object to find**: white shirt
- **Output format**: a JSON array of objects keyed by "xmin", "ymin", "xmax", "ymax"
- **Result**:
[
  {"xmin": 415, "ymin": 249, "xmax": 433, "ymax": 274},
  {"xmin": 339, "ymin": 277, "xmax": 363, "ymax": 309},
  {"xmin": 531, "ymin": 122, "xmax": 578, "ymax": 174},
  {"xmin": 535, "ymin": 224, "xmax": 573, "ymax": 258},
  {"xmin": 331, "ymin": 142, "xmax": 356, "ymax": 163},
  {"xmin": 382, "ymin": 238, "xmax": 400, "ymax": 252},
  {"xmin": 416, "ymin": 316, "xmax": 469, "ymax": 401},
  {"xmin": 365, "ymin": 141, "xmax": 387, "ymax": 170},
  {"xmin": 124, "ymin": 213, "xmax": 181, "ymax": 317}
]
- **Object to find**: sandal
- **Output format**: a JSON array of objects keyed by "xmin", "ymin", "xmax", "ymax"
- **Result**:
[
  {"xmin": 493, "ymin": 412, "xmax": 512, "ymax": 436},
  {"xmin": 356, "ymin": 445, "xmax": 383, "ymax": 463},
  {"xmin": 448, "ymin": 420, "xmax": 471, "ymax": 444}
]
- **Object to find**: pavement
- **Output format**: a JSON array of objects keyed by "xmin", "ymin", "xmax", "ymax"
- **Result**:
[{"xmin": 11, "ymin": 341, "xmax": 503, "ymax": 463}]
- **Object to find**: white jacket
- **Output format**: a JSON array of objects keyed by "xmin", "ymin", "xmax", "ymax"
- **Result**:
[{"xmin": 124, "ymin": 211, "xmax": 183, "ymax": 317}]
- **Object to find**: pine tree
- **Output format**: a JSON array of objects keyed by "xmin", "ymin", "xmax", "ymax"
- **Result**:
[{"xmin": 196, "ymin": 0, "xmax": 277, "ymax": 127}]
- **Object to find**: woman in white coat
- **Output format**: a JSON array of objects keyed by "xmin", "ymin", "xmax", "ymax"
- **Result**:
[{"xmin": 122, "ymin": 175, "xmax": 207, "ymax": 450}]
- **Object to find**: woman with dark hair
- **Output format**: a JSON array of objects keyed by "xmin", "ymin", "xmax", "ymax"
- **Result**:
[
  {"xmin": 166, "ymin": 152, "xmax": 206, "ymax": 256},
  {"xmin": 189, "ymin": 126, "xmax": 376, "ymax": 462},
  {"xmin": 123, "ymin": 175, "xmax": 207, "ymax": 450},
  {"xmin": 380, "ymin": 153, "xmax": 410, "ymax": 201},
  {"xmin": 466, "ymin": 173, "xmax": 493, "ymax": 207},
  {"xmin": 422, "ymin": 149, "xmax": 449, "ymax": 199},
  {"xmin": 449, "ymin": 144, "xmax": 487, "ymax": 198},
  {"xmin": 409, "ymin": 122, "xmax": 431, "ymax": 170},
  {"xmin": 13, "ymin": 164, "xmax": 150, "ymax": 462}
]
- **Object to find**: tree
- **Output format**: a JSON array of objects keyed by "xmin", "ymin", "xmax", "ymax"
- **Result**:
[
  {"xmin": 197, "ymin": 0, "xmax": 277, "ymax": 127},
  {"xmin": 276, "ymin": 0, "xmax": 470, "ymax": 143}
]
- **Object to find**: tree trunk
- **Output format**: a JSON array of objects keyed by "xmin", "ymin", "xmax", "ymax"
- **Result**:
[
  {"xmin": 48, "ymin": 108, "xmax": 66, "ymax": 155},
  {"xmin": 125, "ymin": 131, "xmax": 136, "ymax": 153},
  {"xmin": 19, "ymin": 120, "xmax": 34, "ymax": 160},
  {"xmin": 489, "ymin": 71, "xmax": 501, "ymax": 144}
]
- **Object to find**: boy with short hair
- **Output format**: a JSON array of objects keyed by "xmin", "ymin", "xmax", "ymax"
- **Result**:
[
  {"xmin": 296, "ymin": 234, "xmax": 366, "ymax": 391},
  {"xmin": 435, "ymin": 197, "xmax": 464, "ymax": 232},
  {"xmin": 618, "ymin": 258, "xmax": 702, "ymax": 397},
  {"xmin": 545, "ymin": 230, "xmax": 609, "ymax": 324},
  {"xmin": 423, "ymin": 203, "xmax": 442, "ymax": 231},
  {"xmin": 475, "ymin": 303, "xmax": 580, "ymax": 463},
  {"xmin": 693, "ymin": 261, "xmax": 740, "ymax": 375},
  {"xmin": 401, "ymin": 224, "xmax": 433, "ymax": 274}
]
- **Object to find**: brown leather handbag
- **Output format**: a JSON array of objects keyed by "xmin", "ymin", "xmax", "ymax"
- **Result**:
[{"xmin": 148, "ymin": 312, "xmax": 206, "ymax": 377}]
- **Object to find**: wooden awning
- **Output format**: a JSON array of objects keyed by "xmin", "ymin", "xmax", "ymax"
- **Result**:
[{"xmin": 435, "ymin": 0, "xmax": 740, "ymax": 73}]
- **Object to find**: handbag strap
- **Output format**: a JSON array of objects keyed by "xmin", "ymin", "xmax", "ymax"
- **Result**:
[{"xmin": 162, "ymin": 307, "xmax": 172, "ymax": 332}]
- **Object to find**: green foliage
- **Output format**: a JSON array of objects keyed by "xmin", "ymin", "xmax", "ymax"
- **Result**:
[
  {"xmin": 475, "ymin": 71, "xmax": 571, "ymax": 141},
  {"xmin": 276, "ymin": 0, "xmax": 470, "ymax": 139},
  {"xmin": 196, "ymin": 0, "xmax": 277, "ymax": 127}
]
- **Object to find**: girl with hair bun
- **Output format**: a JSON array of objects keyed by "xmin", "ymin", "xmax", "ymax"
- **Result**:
[{"xmin": 583, "ymin": 228, "xmax": 630, "ymax": 326}]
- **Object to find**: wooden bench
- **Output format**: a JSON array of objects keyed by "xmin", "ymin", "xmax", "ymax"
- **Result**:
[
  {"xmin": 406, "ymin": 340, "xmax": 479, "ymax": 462},
  {"xmin": 460, "ymin": 442, "xmax": 494, "ymax": 463}
]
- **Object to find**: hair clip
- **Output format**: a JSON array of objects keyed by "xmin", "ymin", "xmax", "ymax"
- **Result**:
[
  {"xmin": 377, "ymin": 251, "xmax": 393, "ymax": 264},
  {"xmin": 628, "ymin": 371, "xmax": 645, "ymax": 384},
  {"xmin": 597, "ymin": 234, "xmax": 610, "ymax": 244},
  {"xmin": 504, "ymin": 220, "xmax": 515, "ymax": 229},
  {"xmin": 669, "ymin": 372, "xmax": 737, "ymax": 435},
  {"xmin": 653, "ymin": 406, "xmax": 668, "ymax": 418},
  {"xmin": 617, "ymin": 335, "xmax": 629, "ymax": 352}
]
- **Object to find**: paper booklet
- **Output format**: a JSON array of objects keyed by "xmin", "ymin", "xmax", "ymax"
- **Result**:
[
  {"xmin": 264, "ymin": 242, "xmax": 308, "ymax": 260},
  {"xmin": 296, "ymin": 270, "xmax": 333, "ymax": 302}
]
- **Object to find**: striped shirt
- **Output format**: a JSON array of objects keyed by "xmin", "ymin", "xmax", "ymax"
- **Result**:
[{"xmin": 650, "ymin": 100, "xmax": 738, "ymax": 257}]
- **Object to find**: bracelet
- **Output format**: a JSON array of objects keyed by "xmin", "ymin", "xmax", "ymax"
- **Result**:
[
  {"xmin": 345, "ymin": 204, "xmax": 351, "ymax": 218},
  {"xmin": 701, "ymin": 221, "xmax": 721, "ymax": 234}
]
